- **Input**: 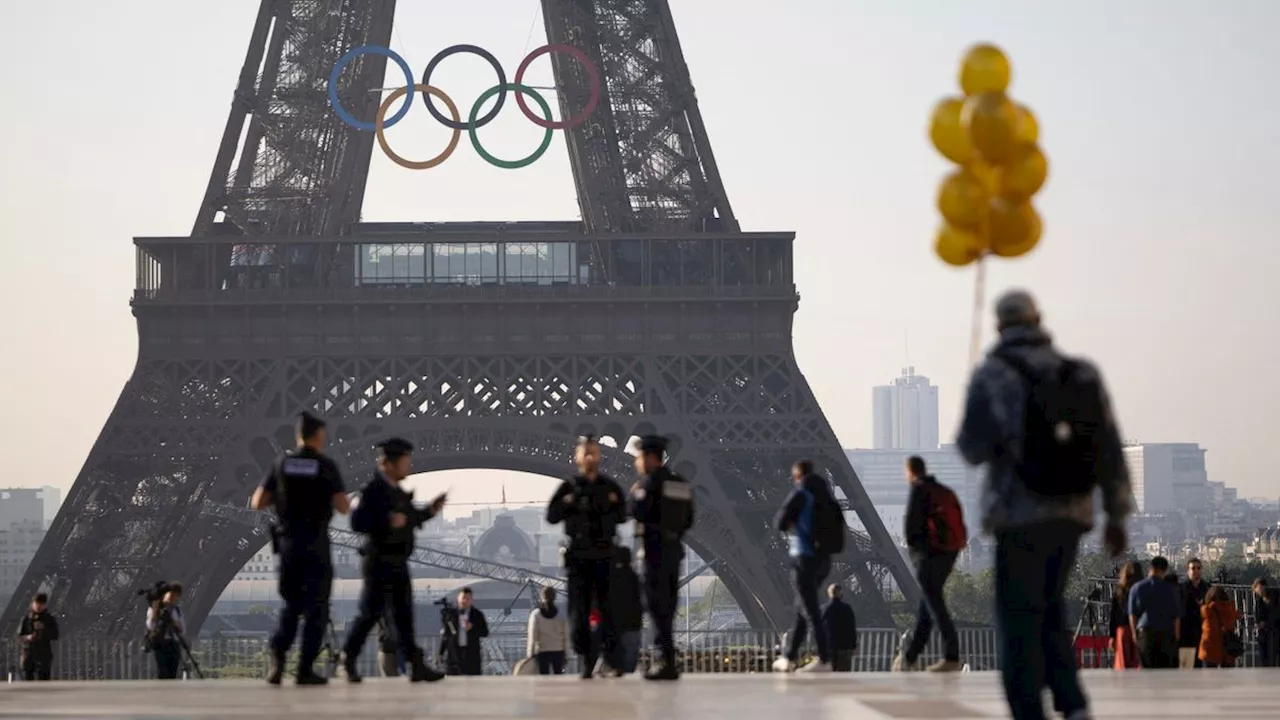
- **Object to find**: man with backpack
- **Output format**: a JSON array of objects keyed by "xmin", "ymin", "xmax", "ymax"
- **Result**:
[
  {"xmin": 772, "ymin": 459, "xmax": 845, "ymax": 673},
  {"xmin": 958, "ymin": 290, "xmax": 1132, "ymax": 720},
  {"xmin": 893, "ymin": 456, "xmax": 965, "ymax": 673}
]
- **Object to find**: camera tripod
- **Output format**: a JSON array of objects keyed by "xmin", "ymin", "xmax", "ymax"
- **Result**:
[
  {"xmin": 177, "ymin": 634, "xmax": 205, "ymax": 679},
  {"xmin": 319, "ymin": 615, "xmax": 343, "ymax": 679}
]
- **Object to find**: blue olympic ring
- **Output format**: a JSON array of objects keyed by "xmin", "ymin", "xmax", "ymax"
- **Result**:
[{"xmin": 328, "ymin": 45, "xmax": 416, "ymax": 132}]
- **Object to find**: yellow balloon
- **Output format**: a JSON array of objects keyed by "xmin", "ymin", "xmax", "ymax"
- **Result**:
[
  {"xmin": 935, "ymin": 224, "xmax": 987, "ymax": 267},
  {"xmin": 968, "ymin": 160, "xmax": 1001, "ymax": 196},
  {"xmin": 929, "ymin": 97, "xmax": 975, "ymax": 164},
  {"xmin": 937, "ymin": 169, "xmax": 988, "ymax": 231},
  {"xmin": 960, "ymin": 44, "xmax": 1011, "ymax": 96},
  {"xmin": 999, "ymin": 144, "xmax": 1048, "ymax": 202},
  {"xmin": 1014, "ymin": 105, "xmax": 1038, "ymax": 144},
  {"xmin": 962, "ymin": 91, "xmax": 1020, "ymax": 164},
  {"xmin": 989, "ymin": 200, "xmax": 1042, "ymax": 257}
]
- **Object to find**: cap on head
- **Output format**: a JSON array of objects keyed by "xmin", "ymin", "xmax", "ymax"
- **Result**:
[
  {"xmin": 638, "ymin": 435, "xmax": 668, "ymax": 456},
  {"xmin": 995, "ymin": 289, "xmax": 1041, "ymax": 331},
  {"xmin": 297, "ymin": 411, "xmax": 326, "ymax": 441},
  {"xmin": 377, "ymin": 437, "xmax": 414, "ymax": 462}
]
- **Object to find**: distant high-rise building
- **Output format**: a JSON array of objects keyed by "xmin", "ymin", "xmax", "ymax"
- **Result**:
[
  {"xmin": 38, "ymin": 486, "xmax": 61, "ymax": 526},
  {"xmin": 1123, "ymin": 443, "xmax": 1210, "ymax": 514},
  {"xmin": 872, "ymin": 367, "xmax": 940, "ymax": 450},
  {"xmin": 0, "ymin": 488, "xmax": 53, "ymax": 529}
]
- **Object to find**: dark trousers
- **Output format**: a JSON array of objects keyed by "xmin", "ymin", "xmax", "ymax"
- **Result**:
[
  {"xmin": 536, "ymin": 651, "xmax": 566, "ymax": 675},
  {"xmin": 20, "ymin": 648, "xmax": 52, "ymax": 681},
  {"xmin": 457, "ymin": 643, "xmax": 483, "ymax": 675},
  {"xmin": 832, "ymin": 649, "xmax": 854, "ymax": 672},
  {"xmin": 1260, "ymin": 632, "xmax": 1280, "ymax": 667},
  {"xmin": 566, "ymin": 557, "xmax": 615, "ymax": 663},
  {"xmin": 271, "ymin": 547, "xmax": 333, "ymax": 673},
  {"xmin": 344, "ymin": 557, "xmax": 419, "ymax": 663},
  {"xmin": 1137, "ymin": 629, "xmax": 1177, "ymax": 669},
  {"xmin": 644, "ymin": 553, "xmax": 681, "ymax": 667},
  {"xmin": 904, "ymin": 551, "xmax": 960, "ymax": 663},
  {"xmin": 995, "ymin": 520, "xmax": 1088, "ymax": 720},
  {"xmin": 154, "ymin": 639, "xmax": 182, "ymax": 680},
  {"xmin": 786, "ymin": 554, "xmax": 832, "ymax": 663}
]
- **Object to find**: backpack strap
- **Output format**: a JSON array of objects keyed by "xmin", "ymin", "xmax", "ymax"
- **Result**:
[{"xmin": 993, "ymin": 349, "xmax": 1039, "ymax": 384}]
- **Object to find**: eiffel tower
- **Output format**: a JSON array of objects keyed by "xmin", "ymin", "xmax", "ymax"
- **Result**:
[{"xmin": 2, "ymin": 0, "xmax": 918, "ymax": 642}]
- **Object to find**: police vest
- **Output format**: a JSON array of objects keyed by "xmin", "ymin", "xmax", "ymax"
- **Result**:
[
  {"xmin": 658, "ymin": 474, "xmax": 693, "ymax": 538},
  {"xmin": 275, "ymin": 451, "xmax": 333, "ymax": 538}
]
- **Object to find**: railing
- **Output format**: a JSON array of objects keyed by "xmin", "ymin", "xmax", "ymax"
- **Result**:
[
  {"xmin": 132, "ymin": 283, "xmax": 798, "ymax": 305},
  {"xmin": 10, "ymin": 612, "xmax": 1266, "ymax": 681},
  {"xmin": 0, "ymin": 627, "xmax": 996, "ymax": 680}
]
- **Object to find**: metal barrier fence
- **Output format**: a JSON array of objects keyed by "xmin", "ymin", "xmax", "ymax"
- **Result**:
[
  {"xmin": 0, "ymin": 627, "xmax": 999, "ymax": 680},
  {"xmin": 7, "ymin": 581, "xmax": 1269, "ymax": 680}
]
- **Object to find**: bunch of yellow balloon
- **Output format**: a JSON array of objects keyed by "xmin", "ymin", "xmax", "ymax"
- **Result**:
[{"xmin": 930, "ymin": 44, "xmax": 1048, "ymax": 266}]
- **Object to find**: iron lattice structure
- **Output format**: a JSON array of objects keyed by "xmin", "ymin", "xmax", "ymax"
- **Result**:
[{"xmin": 2, "ymin": 0, "xmax": 919, "ymax": 642}]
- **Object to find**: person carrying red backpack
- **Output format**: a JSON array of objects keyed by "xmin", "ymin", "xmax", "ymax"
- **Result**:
[{"xmin": 894, "ymin": 455, "xmax": 966, "ymax": 673}]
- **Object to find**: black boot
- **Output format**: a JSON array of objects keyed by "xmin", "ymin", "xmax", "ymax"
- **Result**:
[
  {"xmin": 296, "ymin": 658, "xmax": 328, "ymax": 686},
  {"xmin": 296, "ymin": 668, "xmax": 329, "ymax": 686},
  {"xmin": 266, "ymin": 652, "xmax": 284, "ymax": 686},
  {"xmin": 343, "ymin": 652, "xmax": 362, "ymax": 684},
  {"xmin": 409, "ymin": 649, "xmax": 444, "ymax": 683},
  {"xmin": 644, "ymin": 655, "xmax": 680, "ymax": 681}
]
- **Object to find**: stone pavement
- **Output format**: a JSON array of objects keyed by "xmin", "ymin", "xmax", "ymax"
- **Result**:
[{"xmin": 0, "ymin": 670, "xmax": 1276, "ymax": 719}]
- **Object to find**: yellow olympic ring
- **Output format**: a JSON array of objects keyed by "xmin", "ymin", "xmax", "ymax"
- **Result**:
[{"xmin": 374, "ymin": 84, "xmax": 461, "ymax": 170}]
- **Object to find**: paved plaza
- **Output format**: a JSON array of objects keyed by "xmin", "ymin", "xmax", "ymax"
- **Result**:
[{"xmin": 1, "ymin": 670, "xmax": 1276, "ymax": 719}]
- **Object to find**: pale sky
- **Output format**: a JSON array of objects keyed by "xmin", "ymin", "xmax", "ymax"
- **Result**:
[{"xmin": 1, "ymin": 1, "xmax": 1277, "ymax": 509}]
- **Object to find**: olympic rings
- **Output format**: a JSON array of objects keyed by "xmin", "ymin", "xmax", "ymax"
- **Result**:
[
  {"xmin": 514, "ymin": 44, "xmax": 601, "ymax": 130},
  {"xmin": 421, "ymin": 45, "xmax": 506, "ymax": 131},
  {"xmin": 327, "ymin": 42, "xmax": 601, "ymax": 169},
  {"xmin": 376, "ymin": 85, "xmax": 462, "ymax": 171},
  {"xmin": 329, "ymin": 45, "xmax": 416, "ymax": 132},
  {"xmin": 469, "ymin": 84, "xmax": 554, "ymax": 170}
]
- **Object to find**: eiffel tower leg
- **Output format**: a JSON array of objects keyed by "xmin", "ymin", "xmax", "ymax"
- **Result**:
[{"xmin": 0, "ymin": 358, "xmax": 288, "ymax": 641}]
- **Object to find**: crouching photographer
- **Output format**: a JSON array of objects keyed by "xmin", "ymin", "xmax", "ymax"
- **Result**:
[{"xmin": 142, "ymin": 582, "xmax": 187, "ymax": 679}]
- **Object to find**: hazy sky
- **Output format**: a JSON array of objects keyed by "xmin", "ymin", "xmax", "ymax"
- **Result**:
[{"xmin": 2, "ymin": 0, "xmax": 1278, "ymax": 510}]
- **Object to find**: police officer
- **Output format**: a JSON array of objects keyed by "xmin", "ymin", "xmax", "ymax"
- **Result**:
[
  {"xmin": 251, "ymin": 411, "xmax": 350, "ymax": 686},
  {"xmin": 629, "ymin": 435, "xmax": 694, "ymax": 681},
  {"xmin": 341, "ymin": 437, "xmax": 447, "ymax": 683},
  {"xmin": 545, "ymin": 435, "xmax": 627, "ymax": 678}
]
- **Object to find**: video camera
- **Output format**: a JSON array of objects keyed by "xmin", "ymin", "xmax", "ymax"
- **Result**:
[{"xmin": 137, "ymin": 581, "xmax": 174, "ymax": 605}]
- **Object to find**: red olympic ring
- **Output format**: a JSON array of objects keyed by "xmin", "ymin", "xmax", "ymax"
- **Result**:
[{"xmin": 514, "ymin": 44, "xmax": 602, "ymax": 130}]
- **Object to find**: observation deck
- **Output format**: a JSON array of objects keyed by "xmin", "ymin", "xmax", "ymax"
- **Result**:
[
  {"xmin": 131, "ymin": 222, "xmax": 800, "ymax": 358},
  {"xmin": 134, "ymin": 221, "xmax": 797, "ymax": 307}
]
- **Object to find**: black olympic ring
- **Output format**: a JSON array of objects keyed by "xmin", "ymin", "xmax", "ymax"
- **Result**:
[{"xmin": 420, "ymin": 44, "xmax": 507, "ymax": 131}]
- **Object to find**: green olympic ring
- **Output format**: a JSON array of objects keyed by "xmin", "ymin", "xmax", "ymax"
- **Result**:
[{"xmin": 468, "ymin": 83, "xmax": 555, "ymax": 170}]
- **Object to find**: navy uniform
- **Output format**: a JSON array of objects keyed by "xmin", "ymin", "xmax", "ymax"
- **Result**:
[
  {"xmin": 629, "ymin": 435, "xmax": 694, "ymax": 681},
  {"xmin": 342, "ymin": 438, "xmax": 445, "ymax": 683},
  {"xmin": 260, "ymin": 443, "xmax": 345, "ymax": 684},
  {"xmin": 545, "ymin": 461, "xmax": 627, "ymax": 677}
]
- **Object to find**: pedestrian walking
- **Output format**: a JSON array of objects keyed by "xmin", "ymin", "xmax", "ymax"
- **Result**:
[
  {"xmin": 957, "ymin": 290, "xmax": 1132, "ymax": 720},
  {"xmin": 894, "ymin": 456, "xmax": 965, "ymax": 672}
]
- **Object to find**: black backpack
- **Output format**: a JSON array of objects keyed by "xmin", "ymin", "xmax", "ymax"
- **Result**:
[
  {"xmin": 809, "ymin": 481, "xmax": 846, "ymax": 556},
  {"xmin": 998, "ymin": 351, "xmax": 1106, "ymax": 497}
]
